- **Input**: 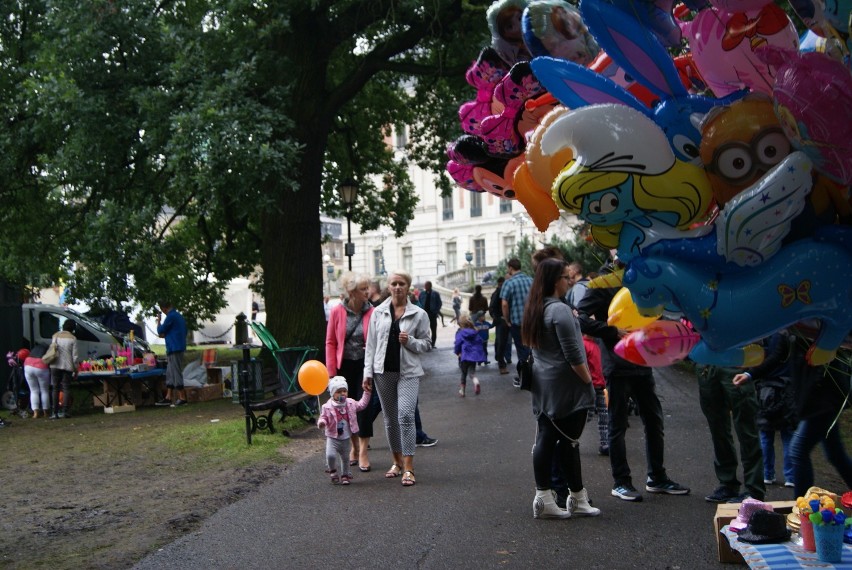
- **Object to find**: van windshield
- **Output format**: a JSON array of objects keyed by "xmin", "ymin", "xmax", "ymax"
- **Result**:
[{"xmin": 63, "ymin": 308, "xmax": 118, "ymax": 336}]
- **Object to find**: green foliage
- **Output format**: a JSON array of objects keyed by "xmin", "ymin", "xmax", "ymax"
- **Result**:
[
  {"xmin": 492, "ymin": 232, "xmax": 608, "ymax": 279},
  {"xmin": 0, "ymin": 0, "xmax": 495, "ymax": 348}
]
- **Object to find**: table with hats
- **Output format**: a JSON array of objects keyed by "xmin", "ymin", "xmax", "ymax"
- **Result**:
[{"xmin": 717, "ymin": 493, "xmax": 852, "ymax": 568}]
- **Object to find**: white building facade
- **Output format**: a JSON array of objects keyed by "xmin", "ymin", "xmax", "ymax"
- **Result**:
[{"xmin": 328, "ymin": 128, "xmax": 578, "ymax": 287}]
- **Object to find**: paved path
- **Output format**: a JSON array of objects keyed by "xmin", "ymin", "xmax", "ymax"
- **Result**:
[{"xmin": 134, "ymin": 323, "xmax": 801, "ymax": 569}]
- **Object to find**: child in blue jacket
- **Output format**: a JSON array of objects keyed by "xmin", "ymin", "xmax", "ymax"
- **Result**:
[
  {"xmin": 454, "ymin": 315, "xmax": 487, "ymax": 397},
  {"xmin": 472, "ymin": 310, "xmax": 493, "ymax": 365}
]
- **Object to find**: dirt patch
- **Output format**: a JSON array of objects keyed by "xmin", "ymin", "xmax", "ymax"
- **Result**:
[{"xmin": 0, "ymin": 399, "xmax": 323, "ymax": 570}]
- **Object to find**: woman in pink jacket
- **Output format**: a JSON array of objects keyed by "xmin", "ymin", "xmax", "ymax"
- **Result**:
[{"xmin": 325, "ymin": 273, "xmax": 375, "ymax": 471}]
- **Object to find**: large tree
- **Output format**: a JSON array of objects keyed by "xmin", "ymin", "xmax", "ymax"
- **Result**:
[{"xmin": 0, "ymin": 0, "xmax": 490, "ymax": 345}]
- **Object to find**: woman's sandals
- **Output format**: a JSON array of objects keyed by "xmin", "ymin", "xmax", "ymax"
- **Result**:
[
  {"xmin": 385, "ymin": 463, "xmax": 402, "ymax": 478},
  {"xmin": 401, "ymin": 470, "xmax": 416, "ymax": 487}
]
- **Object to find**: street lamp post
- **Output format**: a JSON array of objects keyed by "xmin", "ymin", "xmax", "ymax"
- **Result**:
[
  {"xmin": 380, "ymin": 229, "xmax": 388, "ymax": 276},
  {"xmin": 339, "ymin": 179, "xmax": 359, "ymax": 271},
  {"xmin": 323, "ymin": 254, "xmax": 334, "ymax": 294},
  {"xmin": 465, "ymin": 250, "xmax": 474, "ymax": 288}
]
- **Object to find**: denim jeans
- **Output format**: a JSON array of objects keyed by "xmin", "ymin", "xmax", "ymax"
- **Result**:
[
  {"xmin": 789, "ymin": 412, "xmax": 852, "ymax": 498},
  {"xmin": 509, "ymin": 324, "xmax": 530, "ymax": 363},
  {"xmin": 759, "ymin": 428, "xmax": 794, "ymax": 483}
]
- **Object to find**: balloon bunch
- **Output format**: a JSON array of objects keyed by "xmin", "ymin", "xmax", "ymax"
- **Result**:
[{"xmin": 450, "ymin": 0, "xmax": 852, "ymax": 368}]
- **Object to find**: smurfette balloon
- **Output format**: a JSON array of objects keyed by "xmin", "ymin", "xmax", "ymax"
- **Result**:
[{"xmin": 541, "ymin": 104, "xmax": 714, "ymax": 261}]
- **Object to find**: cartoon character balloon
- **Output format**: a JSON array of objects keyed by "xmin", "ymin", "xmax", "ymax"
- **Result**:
[
  {"xmin": 540, "ymin": 104, "xmax": 714, "ymax": 261},
  {"xmin": 536, "ymin": 0, "xmax": 745, "ymax": 169},
  {"xmin": 459, "ymin": 47, "xmax": 508, "ymax": 136},
  {"xmin": 521, "ymin": 0, "xmax": 599, "ymax": 65},
  {"xmin": 614, "ymin": 320, "xmax": 701, "ymax": 367},
  {"xmin": 699, "ymin": 94, "xmax": 793, "ymax": 206},
  {"xmin": 487, "ymin": 0, "xmax": 532, "ymax": 66},
  {"xmin": 682, "ymin": 2, "xmax": 799, "ymax": 97},
  {"xmin": 758, "ymin": 46, "xmax": 852, "ymax": 186}
]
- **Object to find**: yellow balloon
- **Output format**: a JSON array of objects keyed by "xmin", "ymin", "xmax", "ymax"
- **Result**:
[
  {"xmin": 298, "ymin": 360, "xmax": 329, "ymax": 396},
  {"xmin": 607, "ymin": 288, "xmax": 660, "ymax": 331}
]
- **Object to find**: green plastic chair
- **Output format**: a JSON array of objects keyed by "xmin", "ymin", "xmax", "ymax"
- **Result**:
[{"xmin": 249, "ymin": 321, "xmax": 317, "ymax": 394}]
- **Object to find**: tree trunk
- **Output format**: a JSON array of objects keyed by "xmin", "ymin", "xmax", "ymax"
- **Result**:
[{"xmin": 260, "ymin": 132, "xmax": 328, "ymax": 358}]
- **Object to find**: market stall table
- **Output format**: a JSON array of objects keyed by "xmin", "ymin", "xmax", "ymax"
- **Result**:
[
  {"xmin": 76, "ymin": 369, "xmax": 166, "ymax": 411},
  {"xmin": 721, "ymin": 525, "xmax": 852, "ymax": 568}
]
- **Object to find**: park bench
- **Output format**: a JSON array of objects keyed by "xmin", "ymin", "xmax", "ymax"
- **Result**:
[{"xmin": 245, "ymin": 322, "xmax": 318, "ymax": 436}]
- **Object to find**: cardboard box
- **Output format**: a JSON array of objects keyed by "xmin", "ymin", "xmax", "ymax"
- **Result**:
[
  {"xmin": 714, "ymin": 500, "xmax": 796, "ymax": 564},
  {"xmin": 206, "ymin": 367, "xmax": 229, "ymax": 384},
  {"xmin": 186, "ymin": 383, "xmax": 223, "ymax": 403}
]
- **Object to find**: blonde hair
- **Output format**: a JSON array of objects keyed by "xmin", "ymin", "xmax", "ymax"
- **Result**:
[
  {"xmin": 458, "ymin": 315, "xmax": 474, "ymax": 329},
  {"xmin": 553, "ymin": 159, "xmax": 713, "ymax": 249},
  {"xmin": 340, "ymin": 272, "xmax": 371, "ymax": 294},
  {"xmin": 387, "ymin": 269, "xmax": 412, "ymax": 287}
]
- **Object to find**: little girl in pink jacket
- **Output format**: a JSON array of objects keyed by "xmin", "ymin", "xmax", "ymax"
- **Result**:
[{"xmin": 317, "ymin": 376, "xmax": 372, "ymax": 485}]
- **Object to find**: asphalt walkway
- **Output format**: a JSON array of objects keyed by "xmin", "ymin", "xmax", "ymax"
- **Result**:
[{"xmin": 134, "ymin": 323, "xmax": 803, "ymax": 569}]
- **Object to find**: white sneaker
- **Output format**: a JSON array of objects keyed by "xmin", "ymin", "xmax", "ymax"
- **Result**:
[
  {"xmin": 533, "ymin": 490, "xmax": 571, "ymax": 519},
  {"xmin": 570, "ymin": 488, "xmax": 601, "ymax": 517}
]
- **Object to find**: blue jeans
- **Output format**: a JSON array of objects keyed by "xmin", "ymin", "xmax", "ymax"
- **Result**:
[
  {"xmin": 509, "ymin": 324, "xmax": 530, "ymax": 363},
  {"xmin": 790, "ymin": 412, "xmax": 852, "ymax": 498},
  {"xmin": 759, "ymin": 428, "xmax": 794, "ymax": 483}
]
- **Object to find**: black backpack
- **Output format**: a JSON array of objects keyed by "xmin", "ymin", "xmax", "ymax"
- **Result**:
[{"xmin": 756, "ymin": 377, "xmax": 796, "ymax": 430}]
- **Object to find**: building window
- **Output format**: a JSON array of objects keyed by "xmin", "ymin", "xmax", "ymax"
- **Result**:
[
  {"xmin": 470, "ymin": 192, "xmax": 482, "ymax": 217},
  {"xmin": 446, "ymin": 242, "xmax": 457, "ymax": 272},
  {"xmin": 373, "ymin": 249, "xmax": 383, "ymax": 276},
  {"xmin": 503, "ymin": 235, "xmax": 515, "ymax": 258},
  {"xmin": 402, "ymin": 246, "xmax": 413, "ymax": 273},
  {"xmin": 442, "ymin": 194, "xmax": 454, "ymax": 221},
  {"xmin": 394, "ymin": 124, "xmax": 408, "ymax": 150},
  {"xmin": 499, "ymin": 198, "xmax": 512, "ymax": 214},
  {"xmin": 474, "ymin": 239, "xmax": 486, "ymax": 267}
]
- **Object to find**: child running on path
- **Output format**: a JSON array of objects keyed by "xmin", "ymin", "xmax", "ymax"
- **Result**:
[
  {"xmin": 454, "ymin": 315, "xmax": 487, "ymax": 397},
  {"xmin": 317, "ymin": 376, "xmax": 372, "ymax": 485}
]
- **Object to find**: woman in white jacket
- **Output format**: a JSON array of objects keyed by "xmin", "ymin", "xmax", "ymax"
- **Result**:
[
  {"xmin": 50, "ymin": 319, "xmax": 78, "ymax": 419},
  {"xmin": 363, "ymin": 270, "xmax": 431, "ymax": 487}
]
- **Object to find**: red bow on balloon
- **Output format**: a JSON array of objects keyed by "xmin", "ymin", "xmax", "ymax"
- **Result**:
[{"xmin": 721, "ymin": 4, "xmax": 789, "ymax": 51}]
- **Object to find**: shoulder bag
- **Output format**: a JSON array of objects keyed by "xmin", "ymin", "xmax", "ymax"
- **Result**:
[
  {"xmin": 516, "ymin": 353, "xmax": 534, "ymax": 391},
  {"xmin": 42, "ymin": 340, "xmax": 59, "ymax": 365}
]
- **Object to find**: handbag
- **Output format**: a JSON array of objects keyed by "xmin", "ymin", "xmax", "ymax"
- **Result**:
[
  {"xmin": 41, "ymin": 341, "xmax": 58, "ymax": 365},
  {"xmin": 516, "ymin": 353, "xmax": 534, "ymax": 391}
]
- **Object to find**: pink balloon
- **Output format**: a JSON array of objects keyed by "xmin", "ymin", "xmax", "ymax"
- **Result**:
[
  {"xmin": 615, "ymin": 321, "xmax": 701, "ymax": 367},
  {"xmin": 682, "ymin": 3, "xmax": 798, "ymax": 97},
  {"xmin": 758, "ymin": 46, "xmax": 852, "ymax": 185}
]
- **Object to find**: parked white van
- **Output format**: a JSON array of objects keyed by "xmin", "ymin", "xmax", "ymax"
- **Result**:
[{"xmin": 22, "ymin": 304, "xmax": 150, "ymax": 360}]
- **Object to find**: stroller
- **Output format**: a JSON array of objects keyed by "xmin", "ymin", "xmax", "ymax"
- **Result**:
[{"xmin": 2, "ymin": 350, "xmax": 31, "ymax": 419}]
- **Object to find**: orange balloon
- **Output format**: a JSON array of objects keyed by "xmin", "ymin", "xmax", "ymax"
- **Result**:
[{"xmin": 298, "ymin": 360, "xmax": 329, "ymax": 396}]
